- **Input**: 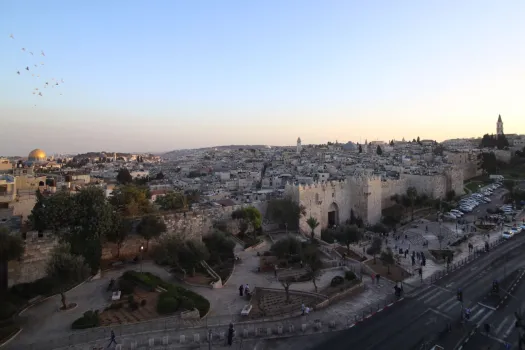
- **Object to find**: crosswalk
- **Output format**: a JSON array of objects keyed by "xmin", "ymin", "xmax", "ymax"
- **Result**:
[{"xmin": 413, "ymin": 285, "xmax": 519, "ymax": 340}]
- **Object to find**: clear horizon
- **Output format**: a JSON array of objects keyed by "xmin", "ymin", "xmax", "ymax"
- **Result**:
[{"xmin": 1, "ymin": 0, "xmax": 524, "ymax": 156}]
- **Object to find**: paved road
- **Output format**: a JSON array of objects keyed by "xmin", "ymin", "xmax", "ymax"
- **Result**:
[
  {"xmin": 312, "ymin": 233, "xmax": 525, "ymax": 350},
  {"xmin": 461, "ymin": 272, "xmax": 525, "ymax": 350}
]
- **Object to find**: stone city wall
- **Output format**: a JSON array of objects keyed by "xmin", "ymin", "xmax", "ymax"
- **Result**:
[
  {"xmin": 494, "ymin": 149, "xmax": 512, "ymax": 164},
  {"xmin": 380, "ymin": 178, "xmax": 409, "ymax": 208},
  {"xmin": 403, "ymin": 174, "xmax": 447, "ymax": 199},
  {"xmin": 8, "ymin": 232, "xmax": 58, "ymax": 287}
]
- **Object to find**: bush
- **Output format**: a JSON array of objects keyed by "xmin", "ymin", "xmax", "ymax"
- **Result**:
[
  {"xmin": 107, "ymin": 303, "xmax": 123, "ymax": 311},
  {"xmin": 0, "ymin": 303, "xmax": 17, "ymax": 321},
  {"xmin": 157, "ymin": 295, "xmax": 180, "ymax": 314},
  {"xmin": 118, "ymin": 278, "xmax": 135, "ymax": 295},
  {"xmin": 71, "ymin": 310, "xmax": 100, "ymax": 329},
  {"xmin": 10, "ymin": 277, "xmax": 56, "ymax": 300},
  {"xmin": 321, "ymin": 229, "xmax": 335, "ymax": 243},
  {"xmin": 179, "ymin": 297, "xmax": 195, "ymax": 311},
  {"xmin": 125, "ymin": 271, "xmax": 211, "ymax": 317},
  {"xmin": 330, "ymin": 276, "xmax": 345, "ymax": 287},
  {"xmin": 344, "ymin": 271, "xmax": 357, "ymax": 281}
]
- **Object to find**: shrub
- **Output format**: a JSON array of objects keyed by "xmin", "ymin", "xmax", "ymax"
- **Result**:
[
  {"xmin": 344, "ymin": 271, "xmax": 357, "ymax": 281},
  {"xmin": 330, "ymin": 276, "xmax": 344, "ymax": 287},
  {"xmin": 321, "ymin": 229, "xmax": 335, "ymax": 243},
  {"xmin": 179, "ymin": 297, "xmax": 195, "ymax": 311},
  {"xmin": 127, "ymin": 295, "xmax": 134, "ymax": 304},
  {"xmin": 0, "ymin": 302, "xmax": 17, "ymax": 321},
  {"xmin": 108, "ymin": 303, "xmax": 123, "ymax": 311},
  {"xmin": 10, "ymin": 277, "xmax": 56, "ymax": 300},
  {"xmin": 118, "ymin": 279, "xmax": 135, "ymax": 295},
  {"xmin": 129, "ymin": 301, "xmax": 139, "ymax": 311},
  {"xmin": 157, "ymin": 296, "xmax": 180, "ymax": 314},
  {"xmin": 71, "ymin": 310, "xmax": 100, "ymax": 329}
]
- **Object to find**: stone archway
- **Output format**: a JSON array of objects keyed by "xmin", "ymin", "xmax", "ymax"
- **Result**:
[{"xmin": 327, "ymin": 202, "xmax": 339, "ymax": 228}]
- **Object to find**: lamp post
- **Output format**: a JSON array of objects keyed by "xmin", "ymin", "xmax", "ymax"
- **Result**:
[{"xmin": 140, "ymin": 245, "xmax": 144, "ymax": 273}]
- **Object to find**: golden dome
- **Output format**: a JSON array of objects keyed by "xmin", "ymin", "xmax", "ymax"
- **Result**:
[{"xmin": 28, "ymin": 149, "xmax": 47, "ymax": 161}]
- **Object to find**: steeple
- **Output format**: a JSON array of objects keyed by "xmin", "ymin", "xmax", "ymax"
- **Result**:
[{"xmin": 497, "ymin": 114, "xmax": 504, "ymax": 135}]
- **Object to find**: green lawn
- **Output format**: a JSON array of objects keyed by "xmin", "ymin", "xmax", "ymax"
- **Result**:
[{"xmin": 465, "ymin": 181, "xmax": 484, "ymax": 193}]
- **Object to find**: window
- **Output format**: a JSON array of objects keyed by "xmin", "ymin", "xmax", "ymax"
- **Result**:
[{"xmin": 332, "ymin": 192, "xmax": 335, "ymax": 198}]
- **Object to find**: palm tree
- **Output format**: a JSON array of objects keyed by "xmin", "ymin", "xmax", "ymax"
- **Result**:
[
  {"xmin": 0, "ymin": 227, "xmax": 25, "ymax": 295},
  {"xmin": 306, "ymin": 217, "xmax": 320, "ymax": 240}
]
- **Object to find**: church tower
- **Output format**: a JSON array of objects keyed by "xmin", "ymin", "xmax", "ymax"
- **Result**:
[
  {"xmin": 297, "ymin": 137, "xmax": 302, "ymax": 154},
  {"xmin": 497, "ymin": 114, "xmax": 504, "ymax": 135}
]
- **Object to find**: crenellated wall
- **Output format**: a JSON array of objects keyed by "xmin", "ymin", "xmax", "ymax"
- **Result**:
[{"xmin": 381, "ymin": 178, "xmax": 409, "ymax": 207}]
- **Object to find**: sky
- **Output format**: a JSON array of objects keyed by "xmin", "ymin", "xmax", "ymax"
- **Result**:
[{"xmin": 1, "ymin": 0, "xmax": 524, "ymax": 156}]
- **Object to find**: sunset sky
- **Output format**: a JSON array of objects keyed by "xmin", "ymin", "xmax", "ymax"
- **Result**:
[{"xmin": 1, "ymin": 0, "xmax": 524, "ymax": 156}]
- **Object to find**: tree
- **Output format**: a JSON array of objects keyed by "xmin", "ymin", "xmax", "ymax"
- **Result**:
[
  {"xmin": 266, "ymin": 198, "xmax": 305, "ymax": 230},
  {"xmin": 270, "ymin": 236, "xmax": 303, "ymax": 259},
  {"xmin": 477, "ymin": 152, "xmax": 498, "ymax": 174},
  {"xmin": 155, "ymin": 172, "xmax": 165, "ymax": 180},
  {"xmin": 358, "ymin": 144, "xmax": 363, "ymax": 153},
  {"xmin": 278, "ymin": 275, "xmax": 296, "ymax": 303},
  {"xmin": 37, "ymin": 190, "xmax": 75, "ymax": 235},
  {"xmin": 110, "ymin": 184, "xmax": 152, "ymax": 217},
  {"xmin": 306, "ymin": 216, "xmax": 320, "ymax": 240},
  {"xmin": 107, "ymin": 214, "xmax": 132, "ymax": 258},
  {"xmin": 231, "ymin": 207, "xmax": 262, "ymax": 237},
  {"xmin": 334, "ymin": 225, "xmax": 361, "ymax": 255},
  {"xmin": 46, "ymin": 243, "xmax": 89, "ymax": 310},
  {"xmin": 137, "ymin": 215, "xmax": 166, "ymax": 250},
  {"xmin": 156, "ymin": 191, "xmax": 188, "ymax": 211},
  {"xmin": 445, "ymin": 190, "xmax": 456, "ymax": 202},
  {"xmin": 28, "ymin": 190, "xmax": 48, "ymax": 234},
  {"xmin": 302, "ymin": 244, "xmax": 323, "ymax": 292},
  {"xmin": 416, "ymin": 136, "xmax": 421, "ymax": 145},
  {"xmin": 203, "ymin": 231, "xmax": 235, "ymax": 265},
  {"xmin": 68, "ymin": 186, "xmax": 116, "ymax": 273},
  {"xmin": 380, "ymin": 248, "xmax": 395, "ymax": 274},
  {"xmin": 406, "ymin": 187, "xmax": 418, "ymax": 221},
  {"xmin": 0, "ymin": 227, "xmax": 24, "ymax": 295},
  {"xmin": 116, "ymin": 168, "xmax": 133, "ymax": 184},
  {"xmin": 366, "ymin": 237, "xmax": 382, "ymax": 264},
  {"xmin": 376, "ymin": 145, "xmax": 383, "ymax": 156}
]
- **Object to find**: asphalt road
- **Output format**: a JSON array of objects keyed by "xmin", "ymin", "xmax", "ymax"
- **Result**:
[
  {"xmin": 461, "ymin": 271, "xmax": 525, "ymax": 350},
  {"xmin": 312, "ymin": 233, "xmax": 525, "ymax": 350}
]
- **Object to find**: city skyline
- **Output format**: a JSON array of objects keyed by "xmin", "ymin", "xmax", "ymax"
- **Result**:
[{"xmin": 1, "ymin": 0, "xmax": 524, "ymax": 155}]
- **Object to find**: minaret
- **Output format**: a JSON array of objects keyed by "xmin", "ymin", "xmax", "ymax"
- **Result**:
[
  {"xmin": 497, "ymin": 114, "xmax": 504, "ymax": 135},
  {"xmin": 113, "ymin": 152, "xmax": 117, "ymax": 162},
  {"xmin": 296, "ymin": 137, "xmax": 302, "ymax": 154}
]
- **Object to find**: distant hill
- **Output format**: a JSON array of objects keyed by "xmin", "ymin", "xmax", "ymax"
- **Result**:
[{"xmin": 163, "ymin": 145, "xmax": 277, "ymax": 157}]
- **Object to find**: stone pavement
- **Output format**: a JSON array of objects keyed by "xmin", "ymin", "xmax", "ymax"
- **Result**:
[{"xmin": 8, "ymin": 238, "xmax": 393, "ymax": 350}]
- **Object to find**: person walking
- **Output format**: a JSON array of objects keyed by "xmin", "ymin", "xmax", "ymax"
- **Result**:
[
  {"xmin": 301, "ymin": 303, "xmax": 306, "ymax": 315},
  {"xmin": 106, "ymin": 330, "xmax": 117, "ymax": 348},
  {"xmin": 227, "ymin": 323, "xmax": 235, "ymax": 346},
  {"xmin": 239, "ymin": 284, "xmax": 244, "ymax": 297}
]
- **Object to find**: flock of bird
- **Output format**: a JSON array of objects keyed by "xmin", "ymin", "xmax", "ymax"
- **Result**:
[{"xmin": 9, "ymin": 33, "xmax": 65, "ymax": 104}]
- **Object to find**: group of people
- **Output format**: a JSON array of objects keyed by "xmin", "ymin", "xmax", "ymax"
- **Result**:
[{"xmin": 238, "ymin": 283, "xmax": 251, "ymax": 297}]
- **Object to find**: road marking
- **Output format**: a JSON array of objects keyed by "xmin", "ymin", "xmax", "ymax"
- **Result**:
[
  {"xmin": 503, "ymin": 319, "xmax": 516, "ymax": 338},
  {"xmin": 476, "ymin": 309, "xmax": 494, "ymax": 325},
  {"xmin": 422, "ymin": 290, "xmax": 445, "ymax": 304},
  {"xmin": 470, "ymin": 308, "xmax": 486, "ymax": 322},
  {"xmin": 417, "ymin": 288, "xmax": 439, "ymax": 301},
  {"xmin": 478, "ymin": 302, "xmax": 497, "ymax": 311},
  {"xmin": 434, "ymin": 285, "xmax": 452, "ymax": 293},
  {"xmin": 437, "ymin": 297, "xmax": 456, "ymax": 310},
  {"xmin": 443, "ymin": 300, "xmax": 461, "ymax": 313},
  {"xmin": 495, "ymin": 315, "xmax": 513, "ymax": 335},
  {"xmin": 429, "ymin": 308, "xmax": 452, "ymax": 320}
]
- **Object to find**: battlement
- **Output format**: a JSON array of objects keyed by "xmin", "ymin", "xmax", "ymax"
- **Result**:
[{"xmin": 296, "ymin": 178, "xmax": 348, "ymax": 191}]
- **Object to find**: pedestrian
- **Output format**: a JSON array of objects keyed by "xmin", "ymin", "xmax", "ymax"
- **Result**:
[
  {"xmin": 371, "ymin": 274, "xmax": 375, "ymax": 284},
  {"xmin": 239, "ymin": 284, "xmax": 244, "ymax": 297},
  {"xmin": 227, "ymin": 323, "xmax": 235, "ymax": 346},
  {"xmin": 301, "ymin": 303, "xmax": 306, "ymax": 315},
  {"xmin": 107, "ymin": 330, "xmax": 117, "ymax": 348},
  {"xmin": 376, "ymin": 274, "xmax": 381, "ymax": 284},
  {"xmin": 244, "ymin": 284, "xmax": 250, "ymax": 295}
]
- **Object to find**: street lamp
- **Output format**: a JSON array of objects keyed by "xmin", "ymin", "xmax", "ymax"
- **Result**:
[{"xmin": 140, "ymin": 246, "xmax": 144, "ymax": 273}]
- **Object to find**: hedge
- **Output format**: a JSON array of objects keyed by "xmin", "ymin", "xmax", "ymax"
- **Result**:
[
  {"xmin": 122, "ymin": 271, "xmax": 210, "ymax": 317},
  {"xmin": 71, "ymin": 310, "xmax": 100, "ymax": 330}
]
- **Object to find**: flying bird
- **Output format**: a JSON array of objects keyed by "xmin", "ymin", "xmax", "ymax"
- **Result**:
[
  {"xmin": 21, "ymin": 48, "xmax": 25, "ymax": 52},
  {"xmin": 9, "ymin": 34, "xmax": 14, "ymax": 39},
  {"xmin": 41, "ymin": 50, "xmax": 45, "ymax": 56},
  {"xmin": 38, "ymin": 92, "xmax": 42, "ymax": 96},
  {"xmin": 55, "ymin": 83, "xmax": 58, "ymax": 86},
  {"xmin": 25, "ymin": 66, "xmax": 29, "ymax": 71},
  {"xmin": 16, "ymin": 71, "xmax": 20, "ymax": 75},
  {"xmin": 45, "ymin": 82, "xmax": 48, "ymax": 85},
  {"xmin": 29, "ymin": 52, "xmax": 33, "ymax": 56},
  {"xmin": 34, "ymin": 64, "xmax": 37, "ymax": 67}
]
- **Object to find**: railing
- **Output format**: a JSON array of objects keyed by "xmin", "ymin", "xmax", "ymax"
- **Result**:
[{"xmin": 15, "ymin": 292, "xmax": 404, "ymax": 350}]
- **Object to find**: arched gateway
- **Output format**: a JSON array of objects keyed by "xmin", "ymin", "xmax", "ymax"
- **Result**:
[{"xmin": 327, "ymin": 202, "xmax": 339, "ymax": 227}]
